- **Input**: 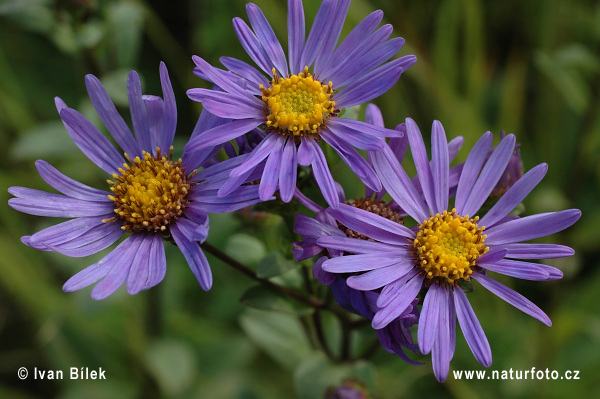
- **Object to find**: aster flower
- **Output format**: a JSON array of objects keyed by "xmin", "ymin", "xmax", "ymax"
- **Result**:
[
  {"xmin": 294, "ymin": 215, "xmax": 420, "ymax": 364},
  {"xmin": 8, "ymin": 63, "xmax": 265, "ymax": 300},
  {"xmin": 186, "ymin": 0, "xmax": 416, "ymax": 207},
  {"xmin": 315, "ymin": 118, "xmax": 581, "ymax": 381}
]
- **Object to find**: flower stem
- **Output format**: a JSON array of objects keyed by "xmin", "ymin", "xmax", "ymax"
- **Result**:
[{"xmin": 200, "ymin": 241, "xmax": 325, "ymax": 309}]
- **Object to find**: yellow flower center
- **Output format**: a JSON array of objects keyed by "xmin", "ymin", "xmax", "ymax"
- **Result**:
[
  {"xmin": 414, "ymin": 209, "xmax": 488, "ymax": 285},
  {"xmin": 260, "ymin": 66, "xmax": 336, "ymax": 136},
  {"xmin": 106, "ymin": 148, "xmax": 190, "ymax": 232}
]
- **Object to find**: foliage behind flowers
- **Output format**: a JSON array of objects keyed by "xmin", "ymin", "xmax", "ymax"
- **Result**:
[{"xmin": 1, "ymin": 1, "xmax": 599, "ymax": 399}]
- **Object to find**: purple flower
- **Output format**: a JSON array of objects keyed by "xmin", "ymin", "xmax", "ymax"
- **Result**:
[
  {"xmin": 8, "ymin": 63, "xmax": 265, "ymax": 300},
  {"xmin": 294, "ymin": 213, "xmax": 421, "ymax": 364},
  {"xmin": 316, "ymin": 118, "xmax": 581, "ymax": 381},
  {"xmin": 186, "ymin": 0, "xmax": 416, "ymax": 207}
]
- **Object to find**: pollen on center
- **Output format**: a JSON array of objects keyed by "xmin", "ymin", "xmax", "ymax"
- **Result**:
[
  {"xmin": 105, "ymin": 148, "xmax": 191, "ymax": 233},
  {"xmin": 260, "ymin": 66, "xmax": 336, "ymax": 136},
  {"xmin": 414, "ymin": 209, "xmax": 488, "ymax": 285}
]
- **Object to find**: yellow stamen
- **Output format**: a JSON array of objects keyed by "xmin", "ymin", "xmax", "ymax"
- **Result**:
[
  {"xmin": 260, "ymin": 66, "xmax": 336, "ymax": 136},
  {"xmin": 106, "ymin": 148, "xmax": 190, "ymax": 233},
  {"xmin": 414, "ymin": 209, "xmax": 488, "ymax": 285}
]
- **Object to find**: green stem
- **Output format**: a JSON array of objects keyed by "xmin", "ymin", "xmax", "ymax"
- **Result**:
[{"xmin": 200, "ymin": 241, "xmax": 325, "ymax": 309}]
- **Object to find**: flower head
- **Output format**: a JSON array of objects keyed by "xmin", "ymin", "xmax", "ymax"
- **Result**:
[
  {"xmin": 8, "ymin": 63, "xmax": 265, "ymax": 299},
  {"xmin": 315, "ymin": 118, "xmax": 580, "ymax": 381},
  {"xmin": 186, "ymin": 0, "xmax": 416, "ymax": 207}
]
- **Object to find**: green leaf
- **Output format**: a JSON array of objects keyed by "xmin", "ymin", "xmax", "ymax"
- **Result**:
[
  {"xmin": 256, "ymin": 251, "xmax": 297, "ymax": 278},
  {"xmin": 107, "ymin": 2, "xmax": 145, "ymax": 68},
  {"xmin": 13, "ymin": 121, "xmax": 79, "ymax": 160},
  {"xmin": 143, "ymin": 339, "xmax": 196, "ymax": 396},
  {"xmin": 224, "ymin": 233, "xmax": 266, "ymax": 266},
  {"xmin": 239, "ymin": 285, "xmax": 313, "ymax": 316},
  {"xmin": 239, "ymin": 309, "xmax": 313, "ymax": 370},
  {"xmin": 294, "ymin": 352, "xmax": 376, "ymax": 399}
]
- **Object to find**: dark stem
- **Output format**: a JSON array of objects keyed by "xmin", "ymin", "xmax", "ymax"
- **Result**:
[{"xmin": 200, "ymin": 241, "xmax": 325, "ymax": 309}]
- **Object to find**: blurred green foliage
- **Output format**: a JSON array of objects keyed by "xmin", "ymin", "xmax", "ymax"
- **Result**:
[{"xmin": 1, "ymin": 0, "xmax": 599, "ymax": 398}]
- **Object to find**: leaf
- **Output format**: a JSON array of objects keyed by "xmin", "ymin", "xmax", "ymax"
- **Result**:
[
  {"xmin": 256, "ymin": 251, "xmax": 297, "ymax": 278},
  {"xmin": 224, "ymin": 233, "xmax": 266, "ymax": 266},
  {"xmin": 143, "ymin": 339, "xmax": 196, "ymax": 396},
  {"xmin": 107, "ymin": 2, "xmax": 145, "ymax": 68},
  {"xmin": 294, "ymin": 352, "xmax": 376, "ymax": 399},
  {"xmin": 239, "ymin": 285, "xmax": 313, "ymax": 316},
  {"xmin": 239, "ymin": 308, "xmax": 313, "ymax": 370},
  {"xmin": 12, "ymin": 121, "xmax": 80, "ymax": 160}
]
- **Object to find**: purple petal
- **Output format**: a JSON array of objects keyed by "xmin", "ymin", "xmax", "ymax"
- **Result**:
[
  {"xmin": 322, "ymin": 253, "xmax": 401, "ymax": 273},
  {"xmin": 147, "ymin": 234, "xmax": 167, "ymax": 287},
  {"xmin": 313, "ymin": 256, "xmax": 336, "ymax": 285},
  {"xmin": 406, "ymin": 118, "xmax": 435, "ymax": 212},
  {"xmin": 127, "ymin": 234, "xmax": 165, "ymax": 294},
  {"xmin": 331, "ymin": 37, "xmax": 406, "ymax": 88},
  {"xmin": 184, "ymin": 119, "xmax": 263, "ymax": 152},
  {"xmin": 313, "ymin": 0, "xmax": 351, "ymax": 74},
  {"xmin": 57, "ymin": 106, "xmax": 125, "ymax": 174},
  {"xmin": 279, "ymin": 138, "xmax": 298, "ymax": 202},
  {"xmin": 454, "ymin": 288, "xmax": 492, "ymax": 366},
  {"xmin": 220, "ymin": 56, "xmax": 269, "ymax": 89},
  {"xmin": 127, "ymin": 71, "xmax": 152, "ymax": 151},
  {"xmin": 432, "ymin": 287, "xmax": 452, "ymax": 382},
  {"xmin": 480, "ymin": 163, "xmax": 548, "ymax": 228},
  {"xmin": 27, "ymin": 215, "xmax": 108, "ymax": 249},
  {"xmin": 320, "ymin": 11, "xmax": 385, "ymax": 81},
  {"xmin": 447, "ymin": 136, "xmax": 464, "ymax": 162},
  {"xmin": 479, "ymin": 259, "xmax": 551, "ymax": 281},
  {"xmin": 317, "ymin": 235, "xmax": 407, "ymax": 255},
  {"xmin": 371, "ymin": 144, "xmax": 430, "ymax": 223},
  {"xmin": 326, "ymin": 203, "xmax": 415, "ymax": 244},
  {"xmin": 287, "ymin": 0, "xmax": 305, "ymax": 73},
  {"xmin": 187, "ymin": 89, "xmax": 261, "ymax": 119},
  {"xmin": 431, "ymin": 120, "xmax": 449, "ymax": 213},
  {"xmin": 192, "ymin": 55, "xmax": 261, "ymax": 101},
  {"xmin": 347, "ymin": 261, "xmax": 415, "ymax": 290},
  {"xmin": 297, "ymin": 136, "xmax": 314, "ymax": 166},
  {"xmin": 502, "ymin": 243, "xmax": 575, "ymax": 259},
  {"xmin": 372, "ymin": 273, "xmax": 424, "ymax": 329},
  {"xmin": 307, "ymin": 138, "xmax": 339, "ymax": 208},
  {"xmin": 232, "ymin": 17, "xmax": 273, "ymax": 75},
  {"xmin": 418, "ymin": 283, "xmax": 443, "ymax": 355},
  {"xmin": 47, "ymin": 228, "xmax": 124, "ymax": 258},
  {"xmin": 294, "ymin": 187, "xmax": 323, "ymax": 213},
  {"xmin": 8, "ymin": 188, "xmax": 114, "ymax": 218},
  {"xmin": 229, "ymin": 133, "xmax": 279, "ymax": 178},
  {"xmin": 455, "ymin": 132, "xmax": 493, "ymax": 214},
  {"xmin": 259, "ymin": 135, "xmax": 286, "ymax": 200},
  {"xmin": 460, "ymin": 134, "xmax": 516, "ymax": 217},
  {"xmin": 91, "ymin": 234, "xmax": 144, "ymax": 300},
  {"xmin": 475, "ymin": 247, "xmax": 508, "ymax": 264},
  {"xmin": 485, "ymin": 209, "xmax": 581, "ymax": 245},
  {"xmin": 324, "ymin": 121, "xmax": 385, "ymax": 151},
  {"xmin": 320, "ymin": 131, "xmax": 381, "ymax": 191},
  {"xmin": 299, "ymin": 0, "xmax": 336, "ymax": 71},
  {"xmin": 246, "ymin": 3, "xmax": 288, "ymax": 76},
  {"xmin": 472, "ymin": 273, "xmax": 552, "ymax": 326},
  {"xmin": 334, "ymin": 56, "xmax": 417, "ymax": 108},
  {"xmin": 158, "ymin": 62, "xmax": 177, "ymax": 151},
  {"xmin": 329, "ymin": 117, "xmax": 401, "ymax": 139},
  {"xmin": 62, "ymin": 235, "xmax": 136, "ymax": 293},
  {"xmin": 35, "ymin": 160, "xmax": 110, "ymax": 201},
  {"xmin": 365, "ymin": 103, "xmax": 384, "ymax": 127},
  {"xmin": 171, "ymin": 224, "xmax": 213, "ymax": 290},
  {"xmin": 84, "ymin": 74, "xmax": 141, "ymax": 158}
]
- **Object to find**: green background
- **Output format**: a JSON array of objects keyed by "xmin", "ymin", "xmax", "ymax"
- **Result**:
[{"xmin": 1, "ymin": 0, "xmax": 599, "ymax": 398}]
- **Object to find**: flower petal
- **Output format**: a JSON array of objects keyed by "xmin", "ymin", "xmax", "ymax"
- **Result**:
[
  {"xmin": 431, "ymin": 120, "xmax": 449, "ymax": 213},
  {"xmin": 184, "ymin": 119, "xmax": 263, "ymax": 152},
  {"xmin": 57, "ymin": 105, "xmax": 125, "ymax": 174},
  {"xmin": 347, "ymin": 261, "xmax": 414, "ymax": 290},
  {"xmin": 454, "ymin": 288, "xmax": 492, "ymax": 366},
  {"xmin": 8, "ymin": 188, "xmax": 115, "ymax": 218},
  {"xmin": 322, "ymin": 253, "xmax": 401, "ymax": 273},
  {"xmin": 35, "ymin": 160, "xmax": 110, "ymax": 201},
  {"xmin": 326, "ymin": 203, "xmax": 415, "ymax": 244},
  {"xmin": 158, "ymin": 62, "xmax": 177, "ymax": 152},
  {"xmin": 287, "ymin": 0, "xmax": 305, "ymax": 73},
  {"xmin": 418, "ymin": 283, "xmax": 443, "ymax": 355},
  {"xmin": 279, "ymin": 138, "xmax": 298, "ymax": 202},
  {"xmin": 460, "ymin": 134, "xmax": 516, "ymax": 217},
  {"xmin": 171, "ymin": 224, "xmax": 213, "ymax": 290},
  {"xmin": 432, "ymin": 287, "xmax": 452, "ymax": 382},
  {"xmin": 479, "ymin": 259, "xmax": 551, "ymax": 281},
  {"xmin": 502, "ymin": 243, "xmax": 575, "ymax": 259},
  {"xmin": 259, "ymin": 135, "xmax": 286, "ymax": 200},
  {"xmin": 472, "ymin": 273, "xmax": 552, "ymax": 326},
  {"xmin": 246, "ymin": 3, "xmax": 288, "ymax": 76},
  {"xmin": 316, "ymin": 235, "xmax": 407, "ymax": 255},
  {"xmin": 307, "ymin": 138, "xmax": 339, "ymax": 208},
  {"xmin": 480, "ymin": 163, "xmax": 548, "ymax": 228},
  {"xmin": 372, "ymin": 273, "xmax": 423, "ymax": 329},
  {"xmin": 299, "ymin": 0, "xmax": 337, "ymax": 71},
  {"xmin": 84, "ymin": 74, "xmax": 141, "ymax": 158},
  {"xmin": 127, "ymin": 70, "xmax": 152, "ymax": 151},
  {"xmin": 485, "ymin": 209, "xmax": 581, "ymax": 245},
  {"xmin": 455, "ymin": 132, "xmax": 493, "ymax": 214}
]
